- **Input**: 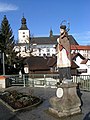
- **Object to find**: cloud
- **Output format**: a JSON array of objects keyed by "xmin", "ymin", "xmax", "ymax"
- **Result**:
[
  {"xmin": 72, "ymin": 31, "xmax": 90, "ymax": 45},
  {"xmin": 0, "ymin": 2, "xmax": 18, "ymax": 12}
]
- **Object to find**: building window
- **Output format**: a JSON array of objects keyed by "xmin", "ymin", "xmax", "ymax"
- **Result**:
[
  {"xmin": 47, "ymin": 53, "xmax": 50, "ymax": 56},
  {"xmin": 23, "ymin": 35, "xmax": 25, "ymax": 38},
  {"xmin": 46, "ymin": 48, "xmax": 50, "ymax": 52},
  {"xmin": 39, "ymin": 53, "xmax": 41, "ymax": 56},
  {"xmin": 88, "ymin": 65, "xmax": 90, "ymax": 68}
]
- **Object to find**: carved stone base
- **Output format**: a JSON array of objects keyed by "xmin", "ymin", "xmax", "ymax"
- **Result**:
[{"xmin": 49, "ymin": 82, "xmax": 81, "ymax": 118}]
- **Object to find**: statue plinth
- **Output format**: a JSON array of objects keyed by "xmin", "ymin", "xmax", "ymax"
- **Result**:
[{"xmin": 49, "ymin": 82, "xmax": 81, "ymax": 118}]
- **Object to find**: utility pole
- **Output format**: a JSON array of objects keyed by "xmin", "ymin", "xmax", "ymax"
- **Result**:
[{"xmin": 2, "ymin": 52, "xmax": 5, "ymax": 75}]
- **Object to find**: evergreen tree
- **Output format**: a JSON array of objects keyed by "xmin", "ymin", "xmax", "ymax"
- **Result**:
[
  {"xmin": 0, "ymin": 32, "xmax": 5, "ymax": 52},
  {"xmin": 0, "ymin": 15, "xmax": 18, "ymax": 66}
]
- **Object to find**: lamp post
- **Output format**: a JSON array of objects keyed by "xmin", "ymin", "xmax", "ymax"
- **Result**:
[{"xmin": 2, "ymin": 52, "xmax": 5, "ymax": 75}]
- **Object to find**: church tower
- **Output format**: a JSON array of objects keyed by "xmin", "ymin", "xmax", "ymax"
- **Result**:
[{"xmin": 18, "ymin": 16, "xmax": 30, "ymax": 43}]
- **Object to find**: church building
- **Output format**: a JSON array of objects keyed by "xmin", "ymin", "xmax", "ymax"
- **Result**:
[{"xmin": 15, "ymin": 16, "xmax": 79, "ymax": 58}]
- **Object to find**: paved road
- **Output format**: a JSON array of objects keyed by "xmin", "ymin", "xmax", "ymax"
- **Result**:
[{"xmin": 0, "ymin": 86, "xmax": 90, "ymax": 120}]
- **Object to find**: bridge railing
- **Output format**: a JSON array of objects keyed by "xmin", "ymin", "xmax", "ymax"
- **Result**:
[
  {"xmin": 3, "ymin": 74, "xmax": 90, "ymax": 91},
  {"xmin": 73, "ymin": 75, "xmax": 90, "ymax": 91}
]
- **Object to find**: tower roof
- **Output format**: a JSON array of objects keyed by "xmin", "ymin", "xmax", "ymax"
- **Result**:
[
  {"xmin": 49, "ymin": 28, "xmax": 53, "ymax": 37},
  {"xmin": 19, "ymin": 16, "xmax": 28, "ymax": 30}
]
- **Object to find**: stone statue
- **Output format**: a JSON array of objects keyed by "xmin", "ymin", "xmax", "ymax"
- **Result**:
[
  {"xmin": 57, "ymin": 25, "xmax": 71, "ymax": 83},
  {"xmin": 49, "ymin": 24, "xmax": 81, "ymax": 118}
]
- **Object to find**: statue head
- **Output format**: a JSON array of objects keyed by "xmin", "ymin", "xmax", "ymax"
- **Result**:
[{"xmin": 60, "ymin": 25, "xmax": 66, "ymax": 34}]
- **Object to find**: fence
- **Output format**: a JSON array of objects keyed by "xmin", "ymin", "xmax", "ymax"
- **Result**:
[
  {"xmin": 73, "ymin": 75, "xmax": 90, "ymax": 91},
  {"xmin": 4, "ymin": 74, "xmax": 90, "ymax": 91}
]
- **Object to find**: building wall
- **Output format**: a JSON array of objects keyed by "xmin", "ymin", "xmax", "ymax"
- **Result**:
[
  {"xmin": 73, "ymin": 55, "xmax": 90, "ymax": 75},
  {"xmin": 18, "ymin": 30, "xmax": 30, "ymax": 43},
  {"xmin": 31, "ymin": 44, "xmax": 56, "ymax": 56},
  {"xmin": 71, "ymin": 49, "xmax": 90, "ymax": 59},
  {"xmin": 15, "ymin": 43, "xmax": 90, "ymax": 58},
  {"xmin": 87, "ymin": 60, "xmax": 90, "ymax": 75}
]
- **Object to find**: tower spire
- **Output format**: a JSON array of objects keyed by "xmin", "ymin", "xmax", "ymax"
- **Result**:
[
  {"xmin": 23, "ymin": 13, "xmax": 24, "ymax": 17},
  {"xmin": 49, "ymin": 28, "xmax": 53, "ymax": 37},
  {"xmin": 19, "ymin": 15, "xmax": 28, "ymax": 30}
]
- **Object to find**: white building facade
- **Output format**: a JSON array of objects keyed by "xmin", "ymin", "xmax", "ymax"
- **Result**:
[
  {"xmin": 18, "ymin": 16, "xmax": 30, "ymax": 43},
  {"xmin": 72, "ymin": 53, "xmax": 90, "ymax": 75},
  {"xmin": 71, "ymin": 45, "xmax": 90, "ymax": 59},
  {"xmin": 15, "ymin": 17, "xmax": 90, "ymax": 59}
]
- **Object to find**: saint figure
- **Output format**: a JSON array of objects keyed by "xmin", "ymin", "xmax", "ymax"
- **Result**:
[{"xmin": 57, "ymin": 25, "xmax": 71, "ymax": 83}]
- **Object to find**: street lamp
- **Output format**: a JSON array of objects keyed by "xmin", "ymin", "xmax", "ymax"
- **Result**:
[{"xmin": 2, "ymin": 52, "xmax": 5, "ymax": 75}]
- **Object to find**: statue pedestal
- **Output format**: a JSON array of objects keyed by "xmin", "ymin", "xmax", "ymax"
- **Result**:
[{"xmin": 49, "ymin": 82, "xmax": 81, "ymax": 118}]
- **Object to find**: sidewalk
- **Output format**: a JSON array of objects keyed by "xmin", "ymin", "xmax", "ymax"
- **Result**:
[{"xmin": 0, "ymin": 86, "xmax": 90, "ymax": 120}]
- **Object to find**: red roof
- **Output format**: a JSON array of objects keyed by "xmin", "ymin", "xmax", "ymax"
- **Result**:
[
  {"xmin": 0, "ymin": 76, "xmax": 7, "ymax": 80},
  {"xmin": 71, "ymin": 45, "xmax": 90, "ymax": 50}
]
